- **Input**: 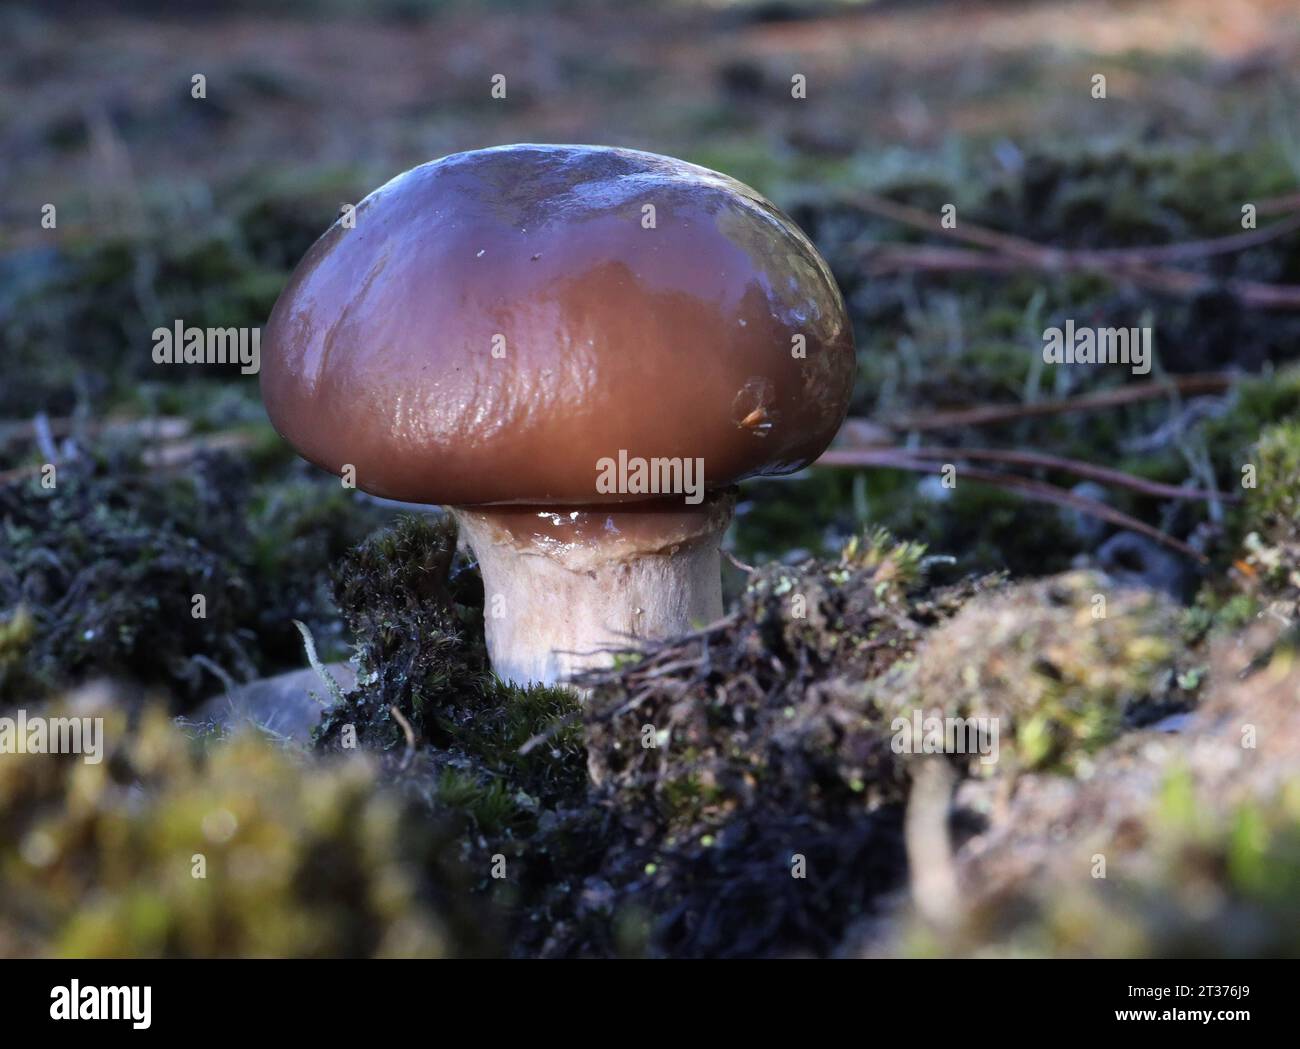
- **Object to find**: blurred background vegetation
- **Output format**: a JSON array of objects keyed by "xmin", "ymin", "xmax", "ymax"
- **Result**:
[{"xmin": 1, "ymin": 0, "xmax": 1299, "ymax": 958}]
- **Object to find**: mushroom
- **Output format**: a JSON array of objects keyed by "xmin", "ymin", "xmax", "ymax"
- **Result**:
[{"xmin": 261, "ymin": 144, "xmax": 855, "ymax": 687}]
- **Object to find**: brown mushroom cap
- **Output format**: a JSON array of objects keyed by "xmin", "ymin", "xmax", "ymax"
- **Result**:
[{"xmin": 260, "ymin": 144, "xmax": 855, "ymax": 505}]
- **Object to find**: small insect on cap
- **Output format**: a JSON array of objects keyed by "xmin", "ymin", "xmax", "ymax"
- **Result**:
[{"xmin": 259, "ymin": 144, "xmax": 855, "ymax": 507}]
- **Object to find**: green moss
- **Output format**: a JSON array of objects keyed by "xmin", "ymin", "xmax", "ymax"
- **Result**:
[
  {"xmin": 1200, "ymin": 368, "xmax": 1300, "ymax": 547},
  {"xmin": 0, "ymin": 449, "xmax": 389, "ymax": 707},
  {"xmin": 433, "ymin": 770, "xmax": 526, "ymax": 837},
  {"xmin": 315, "ymin": 514, "xmax": 586, "ymax": 829},
  {"xmin": 0, "ymin": 697, "xmax": 494, "ymax": 958},
  {"xmin": 0, "ymin": 454, "xmax": 256, "ymax": 705},
  {"xmin": 733, "ymin": 470, "xmax": 857, "ymax": 563},
  {"xmin": 567, "ymin": 529, "xmax": 999, "ymax": 956},
  {"xmin": 795, "ymin": 143, "xmax": 1300, "ymax": 581},
  {"xmin": 1, "ymin": 232, "xmax": 281, "ymax": 417},
  {"xmin": 245, "ymin": 479, "xmax": 389, "ymax": 665},
  {"xmin": 872, "ymin": 571, "xmax": 1194, "ymax": 774},
  {"xmin": 1252, "ymin": 419, "xmax": 1300, "ymax": 529},
  {"xmin": 987, "ymin": 772, "xmax": 1300, "ymax": 958}
]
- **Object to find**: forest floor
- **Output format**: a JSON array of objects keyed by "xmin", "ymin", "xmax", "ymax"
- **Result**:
[{"xmin": 1, "ymin": 0, "xmax": 1299, "ymax": 957}]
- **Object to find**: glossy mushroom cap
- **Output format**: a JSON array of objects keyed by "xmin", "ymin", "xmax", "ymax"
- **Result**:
[{"xmin": 260, "ymin": 144, "xmax": 855, "ymax": 506}]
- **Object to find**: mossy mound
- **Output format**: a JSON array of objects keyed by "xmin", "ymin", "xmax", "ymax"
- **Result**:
[
  {"xmin": 311, "ymin": 515, "xmax": 608, "ymax": 956},
  {"xmin": 1238, "ymin": 419, "xmax": 1300, "ymax": 614},
  {"xmin": 316, "ymin": 511, "xmax": 489, "ymax": 750},
  {"xmin": 0, "ymin": 450, "xmax": 385, "ymax": 708},
  {"xmin": 0, "ymin": 689, "xmax": 494, "ymax": 957},
  {"xmin": 0, "ymin": 454, "xmax": 257, "ymax": 705},
  {"xmin": 314, "ymin": 514, "xmax": 587, "ymax": 833},
  {"xmin": 903, "ymin": 633, "xmax": 1300, "ymax": 958},
  {"xmin": 1190, "ymin": 403, "xmax": 1300, "ymax": 646},
  {"xmin": 306, "ymin": 521, "xmax": 1003, "ymax": 957},
  {"xmin": 583, "ymin": 531, "xmax": 999, "ymax": 831},
  {"xmin": 871, "ymin": 571, "xmax": 1195, "ymax": 775},
  {"xmin": 558, "ymin": 532, "xmax": 999, "ymax": 957}
]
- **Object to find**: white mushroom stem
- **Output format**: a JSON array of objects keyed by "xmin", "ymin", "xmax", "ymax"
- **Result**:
[{"xmin": 451, "ymin": 492, "xmax": 735, "ymax": 688}]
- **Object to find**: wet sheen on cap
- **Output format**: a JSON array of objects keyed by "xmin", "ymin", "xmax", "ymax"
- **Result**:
[{"xmin": 260, "ymin": 144, "xmax": 856, "ymax": 505}]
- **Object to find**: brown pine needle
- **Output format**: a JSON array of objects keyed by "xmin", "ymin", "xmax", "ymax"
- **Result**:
[
  {"xmin": 842, "ymin": 189, "xmax": 1300, "ymax": 309},
  {"xmin": 815, "ymin": 448, "xmax": 1206, "ymax": 562},
  {"xmin": 844, "ymin": 188, "xmax": 1300, "ymax": 266},
  {"xmin": 1256, "ymin": 191, "xmax": 1300, "ymax": 216},
  {"xmin": 879, "ymin": 373, "xmax": 1234, "ymax": 431},
  {"xmin": 821, "ymin": 445, "xmax": 1238, "ymax": 504}
]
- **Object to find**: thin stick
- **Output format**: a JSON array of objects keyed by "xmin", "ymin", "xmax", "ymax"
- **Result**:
[
  {"xmin": 843, "ymin": 190, "xmax": 1049, "ymax": 262},
  {"xmin": 844, "ymin": 188, "xmax": 1300, "ymax": 308},
  {"xmin": 821, "ymin": 445, "xmax": 1238, "ymax": 503},
  {"xmin": 724, "ymin": 550, "xmax": 756, "ymax": 573},
  {"xmin": 1256, "ymin": 192, "xmax": 1300, "ymax": 216},
  {"xmin": 861, "ymin": 242, "xmax": 1300, "ymax": 309},
  {"xmin": 817, "ymin": 448, "xmax": 1206, "ymax": 562},
  {"xmin": 881, "ymin": 373, "xmax": 1234, "ymax": 431},
  {"xmin": 845, "ymin": 189, "xmax": 1300, "ymax": 266}
]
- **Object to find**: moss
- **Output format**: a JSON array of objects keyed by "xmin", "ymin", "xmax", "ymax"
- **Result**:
[
  {"xmin": 314, "ymin": 512, "xmax": 484, "ymax": 751},
  {"xmin": 796, "ymin": 145, "xmax": 1300, "ymax": 577},
  {"xmin": 0, "ymin": 448, "xmax": 389, "ymax": 707},
  {"xmin": 566, "ymin": 530, "xmax": 999, "ymax": 956},
  {"xmin": 872, "ymin": 570, "xmax": 1194, "ymax": 775},
  {"xmin": 1251, "ymin": 419, "xmax": 1300, "ymax": 538},
  {"xmin": 1189, "ymin": 413, "xmax": 1300, "ymax": 641},
  {"xmin": 245, "ymin": 479, "xmax": 389, "ymax": 665},
  {"xmin": 0, "ymin": 606, "xmax": 37, "ymax": 699},
  {"xmin": 936, "ymin": 769, "xmax": 1300, "ymax": 959},
  {"xmin": 733, "ymin": 470, "xmax": 857, "ymax": 563},
  {"xmin": 789, "ymin": 148, "xmax": 1298, "ymax": 579},
  {"xmin": 315, "ymin": 513, "xmax": 586, "ymax": 827},
  {"xmin": 4, "ymin": 3, "xmax": 1300, "ymax": 963},
  {"xmin": 305, "ymin": 524, "xmax": 999, "ymax": 957},
  {"xmin": 1203, "ymin": 367, "xmax": 1300, "ymax": 479},
  {"xmin": 0, "ymin": 692, "xmax": 495, "ymax": 958},
  {"xmin": 584, "ymin": 529, "xmax": 997, "ymax": 825},
  {"xmin": 0, "ymin": 231, "xmax": 281, "ymax": 417},
  {"xmin": 0, "ymin": 453, "xmax": 257, "ymax": 706},
  {"xmin": 864, "ymin": 470, "xmax": 1085, "ymax": 578},
  {"xmin": 895, "ymin": 627, "xmax": 1300, "ymax": 959},
  {"xmin": 982, "ymin": 144, "xmax": 1299, "ymax": 249}
]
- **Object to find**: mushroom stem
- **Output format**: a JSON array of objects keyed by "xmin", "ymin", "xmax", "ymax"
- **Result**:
[{"xmin": 452, "ymin": 492, "xmax": 735, "ymax": 688}]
